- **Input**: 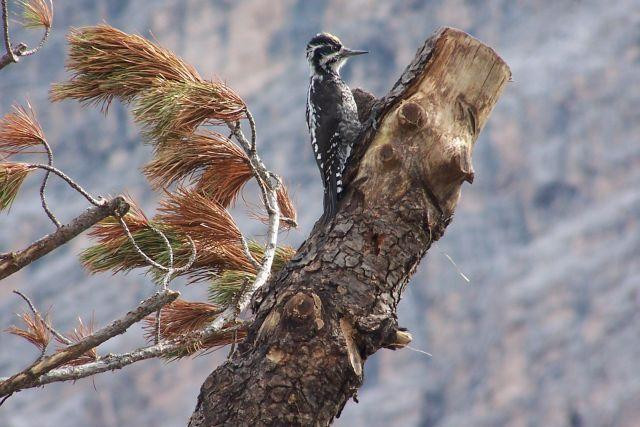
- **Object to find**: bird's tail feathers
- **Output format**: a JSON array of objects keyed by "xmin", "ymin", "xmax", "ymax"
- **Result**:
[{"xmin": 322, "ymin": 174, "xmax": 339, "ymax": 223}]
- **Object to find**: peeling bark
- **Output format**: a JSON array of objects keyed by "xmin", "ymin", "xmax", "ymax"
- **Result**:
[{"xmin": 189, "ymin": 27, "xmax": 510, "ymax": 426}]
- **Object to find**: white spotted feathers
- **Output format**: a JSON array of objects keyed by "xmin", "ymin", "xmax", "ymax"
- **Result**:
[{"xmin": 305, "ymin": 33, "xmax": 366, "ymax": 221}]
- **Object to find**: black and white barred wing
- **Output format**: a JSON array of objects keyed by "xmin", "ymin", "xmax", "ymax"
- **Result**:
[{"xmin": 306, "ymin": 77, "xmax": 343, "ymax": 218}]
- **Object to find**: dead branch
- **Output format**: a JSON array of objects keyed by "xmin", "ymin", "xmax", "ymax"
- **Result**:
[
  {"xmin": 6, "ymin": 321, "xmax": 246, "ymax": 390},
  {"xmin": 0, "ymin": 289, "xmax": 179, "ymax": 397},
  {"xmin": 0, "ymin": 196, "xmax": 129, "ymax": 280}
]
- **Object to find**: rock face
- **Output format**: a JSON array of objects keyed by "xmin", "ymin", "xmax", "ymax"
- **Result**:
[{"xmin": 0, "ymin": 1, "xmax": 638, "ymax": 426}]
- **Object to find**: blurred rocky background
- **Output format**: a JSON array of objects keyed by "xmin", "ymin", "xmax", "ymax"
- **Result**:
[{"xmin": 1, "ymin": 0, "xmax": 639, "ymax": 426}]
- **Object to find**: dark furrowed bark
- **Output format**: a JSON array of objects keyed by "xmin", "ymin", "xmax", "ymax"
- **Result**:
[{"xmin": 189, "ymin": 27, "xmax": 511, "ymax": 426}]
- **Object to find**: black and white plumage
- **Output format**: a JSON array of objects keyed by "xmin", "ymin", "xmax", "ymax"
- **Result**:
[{"xmin": 305, "ymin": 32, "xmax": 367, "ymax": 220}]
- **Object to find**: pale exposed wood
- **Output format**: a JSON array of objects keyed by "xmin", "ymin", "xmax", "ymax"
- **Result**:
[{"xmin": 353, "ymin": 27, "xmax": 510, "ymax": 221}]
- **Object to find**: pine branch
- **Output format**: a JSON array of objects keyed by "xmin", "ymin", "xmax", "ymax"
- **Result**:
[
  {"xmin": 12, "ymin": 289, "xmax": 70, "ymax": 345},
  {"xmin": 0, "ymin": 22, "xmax": 287, "ymax": 400},
  {"xmin": 4, "ymin": 321, "xmax": 247, "ymax": 390},
  {"xmin": 143, "ymin": 131, "xmax": 253, "ymax": 207},
  {"xmin": 0, "ymin": 0, "xmax": 52, "ymax": 70},
  {"xmin": 0, "ymin": 196, "xmax": 129, "ymax": 280},
  {"xmin": 0, "ymin": 162, "xmax": 34, "ymax": 211},
  {"xmin": 0, "ymin": 289, "xmax": 179, "ymax": 397}
]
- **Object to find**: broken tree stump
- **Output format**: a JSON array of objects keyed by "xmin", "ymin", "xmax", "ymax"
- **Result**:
[{"xmin": 189, "ymin": 27, "xmax": 511, "ymax": 426}]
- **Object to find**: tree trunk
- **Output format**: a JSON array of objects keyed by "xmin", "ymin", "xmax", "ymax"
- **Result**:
[{"xmin": 189, "ymin": 27, "xmax": 510, "ymax": 426}]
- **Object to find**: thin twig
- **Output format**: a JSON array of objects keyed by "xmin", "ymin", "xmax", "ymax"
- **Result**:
[
  {"xmin": 38, "ymin": 138, "xmax": 61, "ymax": 228},
  {"xmin": 28, "ymin": 163, "xmax": 103, "ymax": 206},
  {"xmin": 20, "ymin": 25, "xmax": 50, "ymax": 57},
  {"xmin": 1, "ymin": 0, "xmax": 15, "ymax": 62},
  {"xmin": 12, "ymin": 290, "xmax": 71, "ymax": 345},
  {"xmin": 172, "ymin": 236, "xmax": 197, "ymax": 274},
  {"xmin": 115, "ymin": 216, "xmax": 169, "ymax": 272},
  {"xmin": 221, "ymin": 108, "xmax": 281, "ymax": 323},
  {"xmin": 148, "ymin": 223, "xmax": 175, "ymax": 287},
  {"xmin": 115, "ymin": 219, "xmax": 196, "ymax": 344},
  {"xmin": 154, "ymin": 309, "xmax": 161, "ymax": 345},
  {"xmin": 245, "ymin": 108, "xmax": 257, "ymax": 154},
  {"xmin": 115, "ymin": 216, "xmax": 197, "ymax": 276},
  {"xmin": 204, "ymin": 164, "xmax": 280, "ymax": 330},
  {"xmin": 228, "ymin": 122, "xmax": 276, "ymax": 213},
  {"xmin": 0, "ymin": 290, "xmax": 180, "ymax": 397},
  {"xmin": 0, "ymin": 196, "xmax": 129, "ymax": 281},
  {"xmin": 149, "ymin": 224, "xmax": 174, "ymax": 344},
  {"xmin": 240, "ymin": 235, "xmax": 260, "ymax": 269},
  {"xmin": 227, "ymin": 121, "xmax": 250, "ymax": 152}
]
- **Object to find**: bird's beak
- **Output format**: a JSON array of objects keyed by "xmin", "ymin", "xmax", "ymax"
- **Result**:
[{"xmin": 340, "ymin": 48, "xmax": 368, "ymax": 57}]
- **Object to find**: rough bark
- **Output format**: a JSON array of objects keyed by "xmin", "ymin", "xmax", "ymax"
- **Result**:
[{"xmin": 189, "ymin": 27, "xmax": 511, "ymax": 426}]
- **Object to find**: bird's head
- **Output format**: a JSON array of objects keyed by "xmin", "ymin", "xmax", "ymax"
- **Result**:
[{"xmin": 306, "ymin": 32, "xmax": 367, "ymax": 75}]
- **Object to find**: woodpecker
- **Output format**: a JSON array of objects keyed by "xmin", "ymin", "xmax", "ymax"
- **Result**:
[{"xmin": 305, "ymin": 32, "xmax": 367, "ymax": 221}]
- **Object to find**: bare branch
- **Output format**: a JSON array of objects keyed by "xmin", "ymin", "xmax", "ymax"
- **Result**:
[
  {"xmin": 172, "ymin": 236, "xmax": 197, "ymax": 274},
  {"xmin": 8, "ymin": 321, "xmax": 246, "ymax": 390},
  {"xmin": 0, "ymin": 196, "xmax": 130, "ymax": 280},
  {"xmin": 38, "ymin": 138, "xmax": 61, "ymax": 227},
  {"xmin": 27, "ymin": 163, "xmax": 103, "ymax": 206},
  {"xmin": 0, "ymin": 289, "xmax": 180, "ymax": 397},
  {"xmin": 208, "ymin": 122, "xmax": 281, "ymax": 327},
  {"xmin": 240, "ymin": 236, "xmax": 260, "ymax": 270},
  {"xmin": 115, "ymin": 216, "xmax": 171, "ymax": 272},
  {"xmin": 245, "ymin": 108, "xmax": 257, "ymax": 154},
  {"xmin": 18, "ymin": 24, "xmax": 48, "ymax": 56},
  {"xmin": 1, "ymin": 0, "xmax": 16, "ymax": 63}
]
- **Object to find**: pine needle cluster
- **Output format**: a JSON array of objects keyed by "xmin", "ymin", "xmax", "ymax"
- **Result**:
[
  {"xmin": 142, "ymin": 299, "xmax": 247, "ymax": 358},
  {"xmin": 56, "ymin": 317, "xmax": 98, "ymax": 366},
  {"xmin": 0, "ymin": 104, "xmax": 46, "ymax": 156},
  {"xmin": 6, "ymin": 312, "xmax": 50, "ymax": 351},
  {"xmin": 143, "ymin": 299, "xmax": 221, "ymax": 341},
  {"xmin": 144, "ymin": 131, "xmax": 253, "ymax": 207},
  {"xmin": 19, "ymin": 0, "xmax": 53, "ymax": 30},
  {"xmin": 50, "ymin": 24, "xmax": 245, "ymax": 144},
  {"xmin": 0, "ymin": 163, "xmax": 34, "ymax": 211},
  {"xmin": 0, "ymin": 104, "xmax": 46, "ymax": 212}
]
